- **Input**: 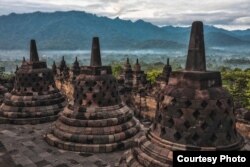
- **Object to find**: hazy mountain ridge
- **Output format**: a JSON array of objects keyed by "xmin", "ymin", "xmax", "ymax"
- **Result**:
[{"xmin": 0, "ymin": 11, "xmax": 249, "ymax": 50}]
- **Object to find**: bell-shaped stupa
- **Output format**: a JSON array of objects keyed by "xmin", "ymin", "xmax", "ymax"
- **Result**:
[
  {"xmin": 45, "ymin": 37, "xmax": 140, "ymax": 153},
  {"xmin": 0, "ymin": 40, "xmax": 67, "ymax": 124},
  {"xmin": 71, "ymin": 57, "xmax": 81, "ymax": 78},
  {"xmin": 119, "ymin": 58, "xmax": 133, "ymax": 87},
  {"xmin": 0, "ymin": 83, "xmax": 7, "ymax": 104},
  {"xmin": 119, "ymin": 21, "xmax": 244, "ymax": 167},
  {"xmin": 156, "ymin": 58, "xmax": 172, "ymax": 88}
]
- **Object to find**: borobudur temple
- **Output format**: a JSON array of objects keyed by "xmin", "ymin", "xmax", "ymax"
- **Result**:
[
  {"xmin": 45, "ymin": 37, "xmax": 140, "ymax": 153},
  {"xmin": 0, "ymin": 40, "xmax": 67, "ymax": 124},
  {"xmin": 119, "ymin": 21, "xmax": 244, "ymax": 167}
]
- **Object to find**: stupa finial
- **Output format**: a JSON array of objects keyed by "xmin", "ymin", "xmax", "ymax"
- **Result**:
[
  {"xmin": 185, "ymin": 21, "xmax": 206, "ymax": 71},
  {"xmin": 30, "ymin": 39, "xmax": 39, "ymax": 62},
  {"xmin": 90, "ymin": 37, "xmax": 102, "ymax": 66}
]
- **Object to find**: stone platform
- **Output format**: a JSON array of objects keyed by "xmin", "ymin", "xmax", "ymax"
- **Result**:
[
  {"xmin": 0, "ymin": 123, "xmax": 145, "ymax": 167},
  {"xmin": 0, "ymin": 123, "xmax": 249, "ymax": 167},
  {"xmin": 45, "ymin": 104, "xmax": 141, "ymax": 153}
]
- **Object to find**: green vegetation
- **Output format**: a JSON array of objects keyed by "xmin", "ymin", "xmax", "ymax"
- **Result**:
[
  {"xmin": 0, "ymin": 72, "xmax": 14, "ymax": 80},
  {"xmin": 1, "ymin": 58, "xmax": 249, "ymax": 110},
  {"xmin": 111, "ymin": 62, "xmax": 250, "ymax": 110},
  {"xmin": 147, "ymin": 69, "xmax": 162, "ymax": 83},
  {"xmin": 221, "ymin": 68, "xmax": 250, "ymax": 109},
  {"xmin": 111, "ymin": 63, "xmax": 123, "ymax": 78}
]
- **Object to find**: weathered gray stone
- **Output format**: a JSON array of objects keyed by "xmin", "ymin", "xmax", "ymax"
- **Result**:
[
  {"xmin": 120, "ymin": 21, "xmax": 244, "ymax": 167},
  {"xmin": 0, "ymin": 40, "xmax": 66, "ymax": 125},
  {"xmin": 45, "ymin": 37, "xmax": 140, "ymax": 153}
]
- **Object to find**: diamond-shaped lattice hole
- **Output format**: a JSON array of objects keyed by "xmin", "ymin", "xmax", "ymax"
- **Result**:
[
  {"xmin": 163, "ymin": 105, "xmax": 168, "ymax": 111},
  {"xmin": 193, "ymin": 110, "xmax": 200, "ymax": 119},
  {"xmin": 229, "ymin": 119, "xmax": 233, "ymax": 126},
  {"xmin": 216, "ymin": 100, "xmax": 222, "ymax": 108},
  {"xmin": 166, "ymin": 118, "xmax": 174, "ymax": 128},
  {"xmin": 226, "ymin": 131, "xmax": 231, "ymax": 141},
  {"xmin": 201, "ymin": 122, "xmax": 208, "ymax": 130},
  {"xmin": 217, "ymin": 121, "xmax": 223, "ymax": 128},
  {"xmin": 161, "ymin": 127, "xmax": 166, "ymax": 135},
  {"xmin": 158, "ymin": 114, "xmax": 162, "ymax": 122},
  {"xmin": 87, "ymin": 101, "xmax": 92, "ymax": 106},
  {"xmin": 210, "ymin": 134, "xmax": 217, "ymax": 142},
  {"xmin": 234, "ymin": 128, "xmax": 237, "ymax": 135},
  {"xmin": 174, "ymin": 109, "xmax": 183, "ymax": 118},
  {"xmin": 201, "ymin": 100, "xmax": 208, "ymax": 108},
  {"xmin": 160, "ymin": 95, "xmax": 165, "ymax": 101},
  {"xmin": 78, "ymin": 98, "xmax": 82, "ymax": 104},
  {"xmin": 209, "ymin": 110, "xmax": 216, "ymax": 120},
  {"xmin": 192, "ymin": 133, "xmax": 200, "ymax": 141},
  {"xmin": 184, "ymin": 120, "xmax": 191, "ymax": 129},
  {"xmin": 171, "ymin": 98, "xmax": 177, "ymax": 105},
  {"xmin": 185, "ymin": 100, "xmax": 192, "ymax": 107},
  {"xmin": 85, "ymin": 81, "xmax": 89, "ymax": 86},
  {"xmin": 79, "ymin": 106, "xmax": 86, "ymax": 112},
  {"xmin": 174, "ymin": 132, "xmax": 182, "ymax": 141}
]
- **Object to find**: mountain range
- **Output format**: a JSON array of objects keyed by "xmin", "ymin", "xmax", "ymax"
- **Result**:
[{"xmin": 0, "ymin": 11, "xmax": 249, "ymax": 50}]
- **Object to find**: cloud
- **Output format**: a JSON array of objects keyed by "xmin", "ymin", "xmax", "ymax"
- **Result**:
[{"xmin": 0, "ymin": 0, "xmax": 249, "ymax": 30}]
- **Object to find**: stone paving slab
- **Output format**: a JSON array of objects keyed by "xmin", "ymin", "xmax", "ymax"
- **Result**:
[
  {"xmin": 0, "ymin": 123, "xmax": 127, "ymax": 167},
  {"xmin": 0, "ymin": 123, "xmax": 249, "ymax": 167}
]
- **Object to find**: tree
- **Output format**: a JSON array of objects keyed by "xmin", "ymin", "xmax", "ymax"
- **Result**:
[
  {"xmin": 112, "ymin": 63, "xmax": 122, "ymax": 78},
  {"xmin": 146, "ymin": 69, "xmax": 161, "ymax": 83},
  {"xmin": 222, "ymin": 69, "xmax": 250, "ymax": 109}
]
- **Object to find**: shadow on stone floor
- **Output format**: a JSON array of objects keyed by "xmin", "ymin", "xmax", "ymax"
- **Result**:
[{"xmin": 0, "ymin": 123, "xmax": 136, "ymax": 167}]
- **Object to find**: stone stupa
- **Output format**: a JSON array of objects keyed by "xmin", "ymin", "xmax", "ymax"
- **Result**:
[
  {"xmin": 71, "ymin": 57, "xmax": 81, "ymax": 78},
  {"xmin": 0, "ymin": 83, "xmax": 7, "ymax": 104},
  {"xmin": 0, "ymin": 40, "xmax": 67, "ymax": 124},
  {"xmin": 119, "ymin": 58, "xmax": 133, "ymax": 88},
  {"xmin": 120, "ymin": 21, "xmax": 244, "ymax": 167},
  {"xmin": 156, "ymin": 58, "xmax": 172, "ymax": 88},
  {"xmin": 133, "ymin": 59, "xmax": 147, "ymax": 88},
  {"xmin": 45, "ymin": 37, "xmax": 140, "ymax": 153}
]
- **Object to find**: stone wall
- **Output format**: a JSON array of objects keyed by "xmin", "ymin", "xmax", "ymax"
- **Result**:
[
  {"xmin": 134, "ymin": 94, "xmax": 156, "ymax": 121},
  {"xmin": 236, "ymin": 122, "xmax": 250, "ymax": 139}
]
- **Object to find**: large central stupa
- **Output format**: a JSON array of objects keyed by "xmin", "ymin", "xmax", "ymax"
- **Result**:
[
  {"xmin": 0, "ymin": 40, "xmax": 66, "ymax": 124},
  {"xmin": 45, "ymin": 37, "xmax": 140, "ymax": 153},
  {"xmin": 120, "ymin": 21, "xmax": 244, "ymax": 167}
]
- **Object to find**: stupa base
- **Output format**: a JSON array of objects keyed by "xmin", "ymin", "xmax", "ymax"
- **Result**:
[
  {"xmin": 0, "ymin": 98, "xmax": 67, "ymax": 125},
  {"xmin": 44, "ymin": 122, "xmax": 141, "ymax": 153},
  {"xmin": 120, "ymin": 130, "xmax": 244, "ymax": 167},
  {"xmin": 0, "ymin": 115, "xmax": 59, "ymax": 125}
]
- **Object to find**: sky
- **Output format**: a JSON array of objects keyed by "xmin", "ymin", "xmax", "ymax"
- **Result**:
[{"xmin": 0, "ymin": 0, "xmax": 249, "ymax": 30}]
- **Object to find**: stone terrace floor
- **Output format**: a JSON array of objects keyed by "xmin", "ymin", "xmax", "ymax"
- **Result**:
[
  {"xmin": 0, "ymin": 123, "xmax": 249, "ymax": 167},
  {"xmin": 0, "ymin": 123, "xmax": 136, "ymax": 167}
]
